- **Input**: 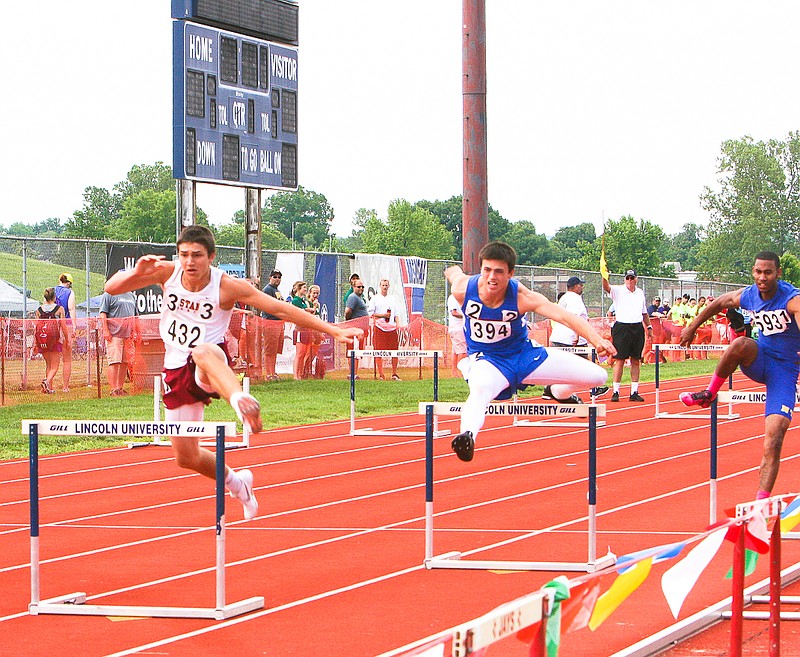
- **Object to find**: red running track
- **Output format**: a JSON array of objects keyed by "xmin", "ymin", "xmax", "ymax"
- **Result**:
[{"xmin": 1, "ymin": 373, "xmax": 799, "ymax": 656}]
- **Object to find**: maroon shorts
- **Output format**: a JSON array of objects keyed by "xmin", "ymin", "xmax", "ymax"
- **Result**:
[
  {"xmin": 373, "ymin": 328, "xmax": 399, "ymax": 350},
  {"xmin": 162, "ymin": 345, "xmax": 230, "ymax": 410}
]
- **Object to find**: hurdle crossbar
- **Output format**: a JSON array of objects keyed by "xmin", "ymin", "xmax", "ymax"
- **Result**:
[
  {"xmin": 419, "ymin": 402, "xmax": 615, "ymax": 572},
  {"xmin": 26, "ymin": 420, "xmax": 263, "ymax": 620},
  {"xmin": 127, "ymin": 376, "xmax": 251, "ymax": 449},
  {"xmin": 348, "ymin": 350, "xmax": 450, "ymax": 438},
  {"xmin": 653, "ymin": 344, "xmax": 739, "ymax": 420}
]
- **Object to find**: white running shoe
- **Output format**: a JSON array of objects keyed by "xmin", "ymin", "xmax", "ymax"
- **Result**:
[
  {"xmin": 230, "ymin": 469, "xmax": 259, "ymax": 520},
  {"xmin": 233, "ymin": 394, "xmax": 263, "ymax": 433}
]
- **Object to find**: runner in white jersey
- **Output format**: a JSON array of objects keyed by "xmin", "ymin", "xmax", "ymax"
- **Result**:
[{"xmin": 106, "ymin": 226, "xmax": 364, "ymax": 519}]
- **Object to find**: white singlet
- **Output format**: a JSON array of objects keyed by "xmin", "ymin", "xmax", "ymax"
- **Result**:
[{"xmin": 159, "ymin": 261, "xmax": 233, "ymax": 369}]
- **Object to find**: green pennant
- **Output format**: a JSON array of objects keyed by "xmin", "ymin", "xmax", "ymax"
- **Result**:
[
  {"xmin": 543, "ymin": 578, "xmax": 571, "ymax": 657},
  {"xmin": 725, "ymin": 549, "xmax": 759, "ymax": 579}
]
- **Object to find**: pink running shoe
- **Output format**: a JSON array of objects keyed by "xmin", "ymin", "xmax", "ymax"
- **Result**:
[
  {"xmin": 679, "ymin": 390, "xmax": 715, "ymax": 408},
  {"xmin": 233, "ymin": 394, "xmax": 263, "ymax": 433}
]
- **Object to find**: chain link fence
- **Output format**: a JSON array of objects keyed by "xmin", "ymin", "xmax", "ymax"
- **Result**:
[{"xmin": 0, "ymin": 235, "xmax": 744, "ymax": 406}]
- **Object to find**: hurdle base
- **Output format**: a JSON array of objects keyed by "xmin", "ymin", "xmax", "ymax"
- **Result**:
[
  {"xmin": 351, "ymin": 428, "xmax": 451, "ymax": 438},
  {"xmin": 655, "ymin": 411, "xmax": 740, "ymax": 420},
  {"xmin": 29, "ymin": 592, "xmax": 265, "ymax": 620},
  {"xmin": 126, "ymin": 438, "xmax": 249, "ymax": 450},
  {"xmin": 424, "ymin": 550, "xmax": 616, "ymax": 573},
  {"xmin": 513, "ymin": 419, "xmax": 606, "ymax": 429}
]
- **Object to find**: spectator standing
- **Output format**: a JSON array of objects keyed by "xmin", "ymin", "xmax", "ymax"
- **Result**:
[
  {"xmin": 344, "ymin": 281, "xmax": 368, "ymax": 320},
  {"xmin": 290, "ymin": 281, "xmax": 315, "ymax": 380},
  {"xmin": 546, "ymin": 276, "xmax": 609, "ymax": 399},
  {"xmin": 368, "ymin": 279, "xmax": 401, "ymax": 380},
  {"xmin": 344, "ymin": 280, "xmax": 369, "ymax": 379},
  {"xmin": 343, "ymin": 273, "xmax": 360, "ymax": 308},
  {"xmin": 54, "ymin": 272, "xmax": 76, "ymax": 392},
  {"xmin": 679, "ymin": 252, "xmax": 800, "ymax": 499},
  {"xmin": 602, "ymin": 269, "xmax": 653, "ymax": 402},
  {"xmin": 261, "ymin": 270, "xmax": 284, "ymax": 381},
  {"xmin": 105, "ymin": 225, "xmax": 363, "ymax": 520},
  {"xmin": 99, "ymin": 290, "xmax": 138, "ymax": 396},
  {"xmin": 35, "ymin": 287, "xmax": 65, "ymax": 394},
  {"xmin": 447, "ymin": 293, "xmax": 467, "ymax": 375},
  {"xmin": 306, "ymin": 284, "xmax": 324, "ymax": 378}
]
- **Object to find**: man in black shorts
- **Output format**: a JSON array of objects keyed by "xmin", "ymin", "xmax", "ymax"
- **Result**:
[{"xmin": 602, "ymin": 269, "xmax": 653, "ymax": 402}]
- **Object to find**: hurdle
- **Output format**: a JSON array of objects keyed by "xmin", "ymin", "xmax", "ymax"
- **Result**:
[
  {"xmin": 419, "ymin": 401, "xmax": 615, "ymax": 572},
  {"xmin": 25, "ymin": 419, "xmax": 264, "ymax": 619},
  {"xmin": 126, "ymin": 375, "xmax": 252, "ymax": 449},
  {"xmin": 706, "ymin": 392, "xmax": 800, "ymax": 539},
  {"xmin": 653, "ymin": 344, "xmax": 739, "ymax": 420},
  {"xmin": 513, "ymin": 345, "xmax": 607, "ymax": 428},
  {"xmin": 348, "ymin": 349, "xmax": 449, "ymax": 438},
  {"xmin": 722, "ymin": 496, "xmax": 800, "ymax": 657}
]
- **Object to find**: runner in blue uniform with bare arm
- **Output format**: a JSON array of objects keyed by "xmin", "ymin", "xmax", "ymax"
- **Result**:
[
  {"xmin": 679, "ymin": 251, "xmax": 800, "ymax": 498},
  {"xmin": 445, "ymin": 241, "xmax": 616, "ymax": 462}
]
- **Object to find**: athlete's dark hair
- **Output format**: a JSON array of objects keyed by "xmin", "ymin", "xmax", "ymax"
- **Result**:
[
  {"xmin": 478, "ymin": 241, "xmax": 517, "ymax": 272},
  {"xmin": 754, "ymin": 251, "xmax": 781, "ymax": 269},
  {"xmin": 177, "ymin": 225, "xmax": 216, "ymax": 256}
]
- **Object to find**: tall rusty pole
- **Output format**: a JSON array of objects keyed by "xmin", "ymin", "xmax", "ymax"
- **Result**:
[{"xmin": 462, "ymin": 0, "xmax": 489, "ymax": 273}]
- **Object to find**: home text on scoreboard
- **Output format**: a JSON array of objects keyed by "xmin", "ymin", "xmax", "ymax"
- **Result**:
[{"xmin": 172, "ymin": 20, "xmax": 298, "ymax": 190}]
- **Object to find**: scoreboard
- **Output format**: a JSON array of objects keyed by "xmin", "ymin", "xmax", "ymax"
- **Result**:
[{"xmin": 172, "ymin": 20, "xmax": 298, "ymax": 189}]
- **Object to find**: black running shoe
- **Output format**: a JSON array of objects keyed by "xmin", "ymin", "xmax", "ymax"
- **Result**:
[
  {"xmin": 541, "ymin": 385, "xmax": 554, "ymax": 400},
  {"xmin": 451, "ymin": 431, "xmax": 475, "ymax": 462},
  {"xmin": 555, "ymin": 394, "xmax": 584, "ymax": 404},
  {"xmin": 629, "ymin": 393, "xmax": 645, "ymax": 402},
  {"xmin": 590, "ymin": 386, "xmax": 609, "ymax": 398},
  {"xmin": 610, "ymin": 392, "xmax": 620, "ymax": 402}
]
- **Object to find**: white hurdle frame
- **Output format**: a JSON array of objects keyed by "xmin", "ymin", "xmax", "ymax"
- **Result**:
[
  {"xmin": 25, "ymin": 419, "xmax": 264, "ymax": 620},
  {"xmin": 653, "ymin": 344, "xmax": 739, "ymax": 420},
  {"xmin": 419, "ymin": 401, "xmax": 615, "ymax": 572},
  {"xmin": 513, "ymin": 345, "xmax": 607, "ymax": 428},
  {"xmin": 126, "ymin": 375, "xmax": 251, "ymax": 449},
  {"xmin": 347, "ymin": 349, "xmax": 450, "ymax": 438}
]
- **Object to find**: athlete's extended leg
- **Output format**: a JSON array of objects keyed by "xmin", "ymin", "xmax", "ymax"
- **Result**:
[
  {"xmin": 680, "ymin": 337, "xmax": 758, "ymax": 407},
  {"xmin": 451, "ymin": 358, "xmax": 509, "ymax": 461},
  {"xmin": 758, "ymin": 413, "xmax": 791, "ymax": 494},
  {"xmin": 527, "ymin": 350, "xmax": 607, "ymax": 401},
  {"xmin": 166, "ymin": 400, "xmax": 259, "ymax": 519},
  {"xmin": 191, "ymin": 342, "xmax": 263, "ymax": 433}
]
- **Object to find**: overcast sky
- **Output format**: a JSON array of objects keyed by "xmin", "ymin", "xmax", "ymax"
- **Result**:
[{"xmin": 4, "ymin": 1, "xmax": 798, "ymax": 239}]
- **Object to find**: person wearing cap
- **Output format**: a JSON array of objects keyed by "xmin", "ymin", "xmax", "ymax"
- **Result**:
[
  {"xmin": 546, "ymin": 275, "xmax": 609, "ymax": 400},
  {"xmin": 54, "ymin": 272, "xmax": 77, "ymax": 392},
  {"xmin": 261, "ymin": 270, "xmax": 285, "ymax": 380},
  {"xmin": 602, "ymin": 268, "xmax": 652, "ymax": 402},
  {"xmin": 343, "ymin": 273, "xmax": 360, "ymax": 307}
]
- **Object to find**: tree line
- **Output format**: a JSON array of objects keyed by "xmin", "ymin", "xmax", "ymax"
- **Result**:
[{"xmin": 4, "ymin": 132, "xmax": 800, "ymax": 284}]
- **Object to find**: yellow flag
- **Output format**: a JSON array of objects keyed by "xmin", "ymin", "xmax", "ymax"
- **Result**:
[
  {"xmin": 589, "ymin": 558, "xmax": 652, "ymax": 631},
  {"xmin": 600, "ymin": 236, "xmax": 609, "ymax": 281}
]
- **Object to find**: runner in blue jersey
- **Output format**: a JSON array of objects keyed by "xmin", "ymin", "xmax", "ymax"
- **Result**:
[
  {"xmin": 445, "ymin": 241, "xmax": 616, "ymax": 462},
  {"xmin": 679, "ymin": 251, "xmax": 800, "ymax": 498}
]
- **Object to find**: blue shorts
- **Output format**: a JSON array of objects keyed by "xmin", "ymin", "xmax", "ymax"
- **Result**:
[
  {"xmin": 473, "ymin": 341, "xmax": 548, "ymax": 400},
  {"xmin": 741, "ymin": 349, "xmax": 800, "ymax": 420}
]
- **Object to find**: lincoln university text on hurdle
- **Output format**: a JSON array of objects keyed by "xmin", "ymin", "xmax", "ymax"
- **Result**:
[{"xmin": 46, "ymin": 422, "xmax": 198, "ymax": 435}]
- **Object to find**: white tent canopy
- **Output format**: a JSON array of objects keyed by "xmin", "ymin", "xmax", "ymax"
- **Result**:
[{"xmin": 0, "ymin": 278, "xmax": 34, "ymax": 314}]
